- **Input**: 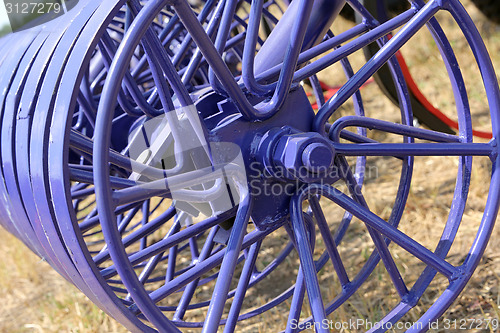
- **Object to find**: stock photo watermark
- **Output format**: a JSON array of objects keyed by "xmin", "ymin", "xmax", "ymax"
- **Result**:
[
  {"xmin": 2, "ymin": 0, "xmax": 78, "ymax": 32},
  {"xmin": 127, "ymin": 105, "xmax": 248, "ymax": 217},
  {"xmin": 247, "ymin": 161, "xmax": 379, "ymax": 197},
  {"xmin": 289, "ymin": 317, "xmax": 500, "ymax": 331}
]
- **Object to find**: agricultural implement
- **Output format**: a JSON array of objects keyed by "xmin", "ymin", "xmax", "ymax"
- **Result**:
[{"xmin": 0, "ymin": 0, "xmax": 499, "ymax": 332}]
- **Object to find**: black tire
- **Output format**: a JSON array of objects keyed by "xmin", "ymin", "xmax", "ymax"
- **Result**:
[{"xmin": 471, "ymin": 0, "xmax": 500, "ymax": 23}]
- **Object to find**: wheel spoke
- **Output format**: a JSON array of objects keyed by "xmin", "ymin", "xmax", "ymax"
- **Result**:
[
  {"xmin": 166, "ymin": 244, "xmax": 178, "ymax": 283},
  {"xmin": 70, "ymin": 167, "xmax": 136, "ymax": 189},
  {"xmin": 305, "ymin": 183, "xmax": 457, "ymax": 278},
  {"xmin": 111, "ymin": 162, "xmax": 242, "ymax": 207},
  {"xmin": 100, "ymin": 207, "xmax": 233, "ymax": 278},
  {"xmin": 181, "ymin": 0, "xmax": 225, "ymax": 85},
  {"xmin": 101, "ymin": 31, "xmax": 162, "ymax": 117},
  {"xmin": 256, "ymin": 9, "xmax": 413, "ymax": 85},
  {"xmin": 79, "ymin": 201, "xmax": 143, "ymax": 235},
  {"xmin": 338, "ymin": 159, "xmax": 409, "ymax": 298},
  {"xmin": 140, "ymin": 201, "xmax": 150, "ymax": 250},
  {"xmin": 72, "ymin": 186, "xmax": 96, "ymax": 201},
  {"xmin": 329, "ymin": 116, "xmax": 461, "ymax": 143},
  {"xmin": 333, "ymin": 142, "xmax": 493, "ymax": 157},
  {"xmin": 125, "ymin": 218, "xmax": 182, "ymax": 301},
  {"xmin": 174, "ymin": 225, "xmax": 219, "ymax": 321},
  {"xmin": 285, "ymin": 267, "xmax": 305, "ymax": 333},
  {"xmin": 135, "ymin": 1, "xmax": 193, "ymax": 107},
  {"xmin": 201, "ymin": 196, "xmax": 252, "ymax": 333},
  {"xmin": 95, "ymin": 205, "xmax": 177, "ymax": 267},
  {"xmin": 314, "ymin": 0, "xmax": 441, "ymax": 132},
  {"xmin": 127, "ymin": 218, "xmax": 284, "ymax": 314},
  {"xmin": 70, "ymin": 129, "xmax": 176, "ymax": 180},
  {"xmin": 223, "ymin": 240, "xmax": 262, "ymax": 333},
  {"xmin": 309, "ymin": 197, "xmax": 350, "ymax": 287},
  {"xmin": 290, "ymin": 203, "xmax": 328, "ymax": 331}
]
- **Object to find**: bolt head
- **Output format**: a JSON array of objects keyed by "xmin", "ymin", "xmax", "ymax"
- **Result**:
[
  {"xmin": 272, "ymin": 133, "xmax": 335, "ymax": 180},
  {"xmin": 273, "ymin": 135, "xmax": 305, "ymax": 170},
  {"xmin": 302, "ymin": 143, "xmax": 334, "ymax": 174}
]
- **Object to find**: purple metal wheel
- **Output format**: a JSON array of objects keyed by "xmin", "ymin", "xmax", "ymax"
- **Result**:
[
  {"xmin": 0, "ymin": 30, "xmax": 51, "ymax": 255},
  {"xmin": 91, "ymin": 0, "xmax": 500, "ymax": 331},
  {"xmin": 0, "ymin": 0, "xmax": 497, "ymax": 331},
  {"xmin": 90, "ymin": 0, "xmax": 396, "ymax": 331},
  {"xmin": 90, "ymin": 1, "xmax": 342, "ymax": 328}
]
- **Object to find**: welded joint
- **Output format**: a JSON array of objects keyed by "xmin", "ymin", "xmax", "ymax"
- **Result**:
[{"xmin": 489, "ymin": 138, "xmax": 498, "ymax": 161}]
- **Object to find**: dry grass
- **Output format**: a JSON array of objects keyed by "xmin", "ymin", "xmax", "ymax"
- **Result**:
[
  {"xmin": 0, "ymin": 231, "xmax": 128, "ymax": 333},
  {"xmin": 1, "ymin": 1, "xmax": 500, "ymax": 332}
]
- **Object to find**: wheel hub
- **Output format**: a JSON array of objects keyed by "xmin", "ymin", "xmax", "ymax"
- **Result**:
[
  {"xmin": 197, "ymin": 86, "xmax": 338, "ymax": 230},
  {"xmin": 257, "ymin": 127, "xmax": 336, "ymax": 183}
]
